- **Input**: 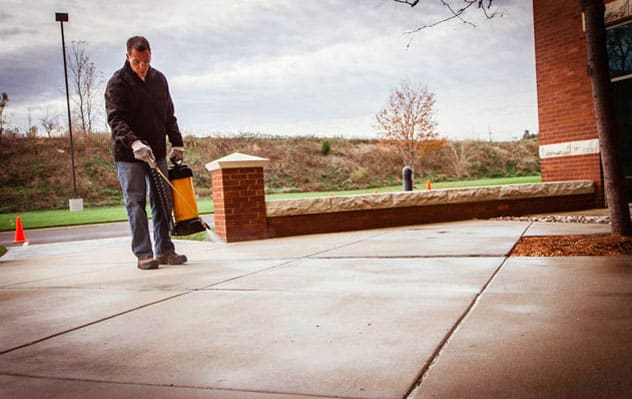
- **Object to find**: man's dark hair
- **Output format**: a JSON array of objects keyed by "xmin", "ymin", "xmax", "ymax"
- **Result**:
[{"xmin": 126, "ymin": 36, "xmax": 151, "ymax": 54}]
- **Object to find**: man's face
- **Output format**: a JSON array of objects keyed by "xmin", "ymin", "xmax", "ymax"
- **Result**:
[{"xmin": 127, "ymin": 49, "xmax": 151, "ymax": 79}]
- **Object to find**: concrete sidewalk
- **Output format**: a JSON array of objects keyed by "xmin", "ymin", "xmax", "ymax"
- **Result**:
[{"xmin": 0, "ymin": 219, "xmax": 630, "ymax": 398}]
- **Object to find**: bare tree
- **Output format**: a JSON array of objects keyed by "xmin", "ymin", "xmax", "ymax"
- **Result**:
[
  {"xmin": 0, "ymin": 92, "xmax": 8, "ymax": 141},
  {"xmin": 40, "ymin": 110, "xmax": 61, "ymax": 138},
  {"xmin": 376, "ymin": 82, "xmax": 445, "ymax": 170},
  {"xmin": 447, "ymin": 141, "xmax": 472, "ymax": 179},
  {"xmin": 68, "ymin": 41, "xmax": 101, "ymax": 134}
]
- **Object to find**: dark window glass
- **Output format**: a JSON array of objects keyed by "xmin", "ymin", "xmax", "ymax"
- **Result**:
[{"xmin": 607, "ymin": 23, "xmax": 632, "ymax": 79}]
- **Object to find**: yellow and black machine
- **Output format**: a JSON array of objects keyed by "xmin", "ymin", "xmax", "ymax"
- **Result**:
[
  {"xmin": 149, "ymin": 160, "xmax": 209, "ymax": 236},
  {"xmin": 168, "ymin": 162, "xmax": 209, "ymax": 236}
]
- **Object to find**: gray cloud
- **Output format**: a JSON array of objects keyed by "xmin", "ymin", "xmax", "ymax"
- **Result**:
[
  {"xmin": 0, "ymin": 44, "xmax": 65, "ymax": 102},
  {"xmin": 0, "ymin": 25, "xmax": 37, "ymax": 39}
]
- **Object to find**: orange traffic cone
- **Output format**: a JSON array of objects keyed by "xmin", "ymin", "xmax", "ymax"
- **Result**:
[
  {"xmin": 426, "ymin": 180, "xmax": 432, "ymax": 190},
  {"xmin": 14, "ymin": 216, "xmax": 27, "ymax": 243}
]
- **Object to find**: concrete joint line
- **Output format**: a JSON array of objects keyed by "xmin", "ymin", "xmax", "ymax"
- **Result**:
[
  {"xmin": 0, "ymin": 265, "xmax": 123, "ymax": 289},
  {"xmin": 404, "ymin": 257, "xmax": 510, "ymax": 398},
  {"xmin": 0, "ymin": 292, "xmax": 188, "ymax": 356},
  {"xmin": 202, "ymin": 233, "xmax": 386, "ymax": 290},
  {"xmin": 305, "ymin": 231, "xmax": 390, "ymax": 259},
  {"xmin": 404, "ymin": 224, "xmax": 533, "ymax": 398},
  {"xmin": 506, "ymin": 221, "xmax": 534, "ymax": 256},
  {"xmin": 0, "ymin": 372, "xmax": 350, "ymax": 399},
  {"xmin": 201, "ymin": 258, "xmax": 300, "ymax": 289}
]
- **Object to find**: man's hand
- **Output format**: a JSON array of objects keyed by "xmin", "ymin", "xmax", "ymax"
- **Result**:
[
  {"xmin": 131, "ymin": 140, "xmax": 156, "ymax": 168},
  {"xmin": 169, "ymin": 146, "xmax": 184, "ymax": 164}
]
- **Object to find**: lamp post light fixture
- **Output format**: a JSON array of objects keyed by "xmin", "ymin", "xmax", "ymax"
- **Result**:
[{"xmin": 55, "ymin": 11, "xmax": 82, "ymax": 211}]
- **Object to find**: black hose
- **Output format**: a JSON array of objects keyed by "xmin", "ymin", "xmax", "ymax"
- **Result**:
[{"xmin": 149, "ymin": 167, "xmax": 175, "ymax": 232}]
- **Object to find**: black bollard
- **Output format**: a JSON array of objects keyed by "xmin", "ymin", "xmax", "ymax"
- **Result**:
[{"xmin": 402, "ymin": 165, "xmax": 413, "ymax": 191}]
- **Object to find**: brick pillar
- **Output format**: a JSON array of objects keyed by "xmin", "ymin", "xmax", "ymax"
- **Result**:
[{"xmin": 205, "ymin": 153, "xmax": 269, "ymax": 242}]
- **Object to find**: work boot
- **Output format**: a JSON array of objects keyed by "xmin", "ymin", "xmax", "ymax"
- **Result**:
[
  {"xmin": 157, "ymin": 252, "xmax": 187, "ymax": 265},
  {"xmin": 137, "ymin": 257, "xmax": 159, "ymax": 270}
]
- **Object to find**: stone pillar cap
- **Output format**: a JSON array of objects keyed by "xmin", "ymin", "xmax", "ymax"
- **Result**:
[{"xmin": 205, "ymin": 152, "xmax": 269, "ymax": 171}]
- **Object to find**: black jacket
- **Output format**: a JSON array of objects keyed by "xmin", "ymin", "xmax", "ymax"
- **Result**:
[{"xmin": 105, "ymin": 60, "xmax": 183, "ymax": 162}]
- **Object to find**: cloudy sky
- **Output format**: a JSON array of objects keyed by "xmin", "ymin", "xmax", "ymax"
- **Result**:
[{"xmin": 0, "ymin": 0, "xmax": 537, "ymax": 141}]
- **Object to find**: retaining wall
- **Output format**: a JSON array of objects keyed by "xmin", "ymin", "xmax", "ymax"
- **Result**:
[{"xmin": 265, "ymin": 181, "xmax": 596, "ymax": 238}]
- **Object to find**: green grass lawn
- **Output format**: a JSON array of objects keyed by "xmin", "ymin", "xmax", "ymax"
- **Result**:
[{"xmin": 0, "ymin": 175, "xmax": 540, "ymax": 231}]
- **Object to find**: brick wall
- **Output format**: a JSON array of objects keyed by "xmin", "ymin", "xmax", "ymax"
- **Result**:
[
  {"xmin": 211, "ymin": 167, "xmax": 267, "ymax": 242},
  {"xmin": 541, "ymin": 153, "xmax": 603, "ymax": 204},
  {"xmin": 533, "ymin": 0, "xmax": 597, "ymax": 146},
  {"xmin": 266, "ymin": 194, "xmax": 596, "ymax": 238},
  {"xmin": 533, "ymin": 0, "xmax": 607, "ymax": 206}
]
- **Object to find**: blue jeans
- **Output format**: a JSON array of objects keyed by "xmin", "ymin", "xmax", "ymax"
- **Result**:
[{"xmin": 115, "ymin": 158, "xmax": 175, "ymax": 259}]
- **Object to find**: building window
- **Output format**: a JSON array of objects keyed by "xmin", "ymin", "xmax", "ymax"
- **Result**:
[{"xmin": 607, "ymin": 22, "xmax": 632, "ymax": 81}]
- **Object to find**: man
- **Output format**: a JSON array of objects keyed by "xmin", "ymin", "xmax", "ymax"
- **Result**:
[{"xmin": 105, "ymin": 36, "xmax": 187, "ymax": 270}]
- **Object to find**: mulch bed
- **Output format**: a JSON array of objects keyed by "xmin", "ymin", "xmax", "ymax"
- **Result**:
[{"xmin": 510, "ymin": 234, "xmax": 632, "ymax": 256}]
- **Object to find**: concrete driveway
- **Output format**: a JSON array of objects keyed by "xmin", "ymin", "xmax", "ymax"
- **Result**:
[{"xmin": 0, "ymin": 219, "xmax": 630, "ymax": 399}]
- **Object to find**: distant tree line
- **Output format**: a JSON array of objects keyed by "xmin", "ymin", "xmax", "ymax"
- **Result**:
[{"xmin": 0, "ymin": 133, "xmax": 540, "ymax": 212}]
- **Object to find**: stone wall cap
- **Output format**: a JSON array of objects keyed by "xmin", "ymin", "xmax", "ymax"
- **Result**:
[
  {"xmin": 205, "ymin": 152, "xmax": 269, "ymax": 171},
  {"xmin": 266, "ymin": 180, "xmax": 595, "ymax": 217}
]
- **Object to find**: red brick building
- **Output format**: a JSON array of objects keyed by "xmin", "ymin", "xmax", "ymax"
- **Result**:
[{"xmin": 533, "ymin": 0, "xmax": 632, "ymax": 206}]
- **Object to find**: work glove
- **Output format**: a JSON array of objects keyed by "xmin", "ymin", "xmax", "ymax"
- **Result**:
[
  {"xmin": 169, "ymin": 146, "xmax": 184, "ymax": 164},
  {"xmin": 131, "ymin": 140, "xmax": 156, "ymax": 168}
]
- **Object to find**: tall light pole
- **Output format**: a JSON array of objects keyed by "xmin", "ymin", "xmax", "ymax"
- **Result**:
[{"xmin": 55, "ymin": 11, "xmax": 82, "ymax": 211}]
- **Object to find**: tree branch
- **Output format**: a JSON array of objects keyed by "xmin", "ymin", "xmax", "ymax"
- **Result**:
[
  {"xmin": 393, "ymin": 0, "xmax": 420, "ymax": 6},
  {"xmin": 395, "ymin": 0, "xmax": 499, "ymax": 33}
]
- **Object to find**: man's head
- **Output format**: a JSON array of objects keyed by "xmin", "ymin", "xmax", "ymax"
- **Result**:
[{"xmin": 126, "ymin": 36, "xmax": 151, "ymax": 79}]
